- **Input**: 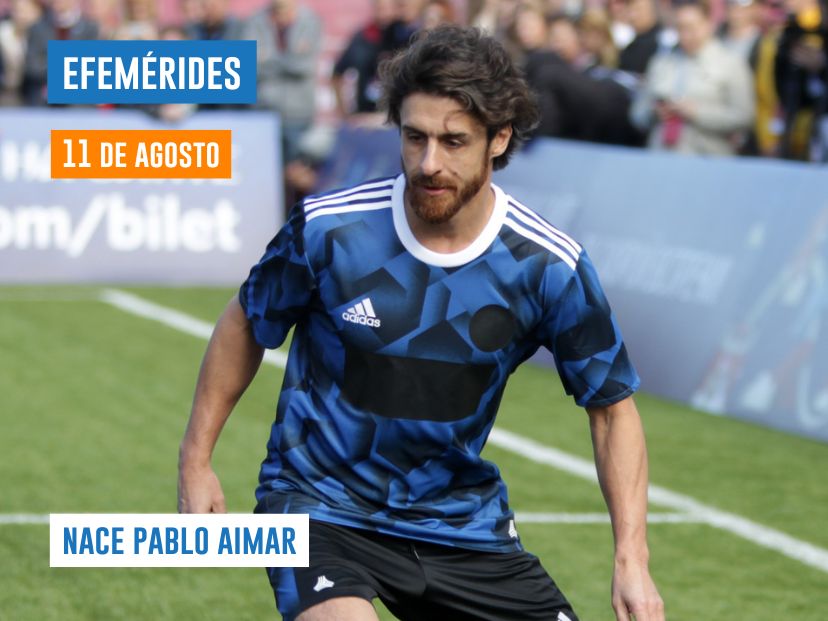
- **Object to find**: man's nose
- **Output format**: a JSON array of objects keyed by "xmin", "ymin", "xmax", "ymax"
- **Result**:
[{"xmin": 420, "ymin": 140, "xmax": 442, "ymax": 177}]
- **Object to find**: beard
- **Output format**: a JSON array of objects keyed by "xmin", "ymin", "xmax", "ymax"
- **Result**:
[{"xmin": 404, "ymin": 154, "xmax": 489, "ymax": 225}]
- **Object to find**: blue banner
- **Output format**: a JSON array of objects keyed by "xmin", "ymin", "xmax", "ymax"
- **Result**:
[
  {"xmin": 314, "ymin": 128, "xmax": 828, "ymax": 443},
  {"xmin": 47, "ymin": 40, "xmax": 257, "ymax": 104}
]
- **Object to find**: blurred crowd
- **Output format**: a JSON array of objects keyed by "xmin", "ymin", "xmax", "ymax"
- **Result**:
[{"xmin": 1, "ymin": 0, "xmax": 827, "ymax": 193}]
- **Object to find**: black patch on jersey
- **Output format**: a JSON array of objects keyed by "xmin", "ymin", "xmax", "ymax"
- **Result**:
[
  {"xmin": 342, "ymin": 345, "xmax": 494, "ymax": 421},
  {"xmin": 469, "ymin": 305, "xmax": 517, "ymax": 352},
  {"xmin": 553, "ymin": 308, "xmax": 615, "ymax": 361}
]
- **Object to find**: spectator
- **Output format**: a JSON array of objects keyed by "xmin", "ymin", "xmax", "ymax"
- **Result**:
[
  {"xmin": 122, "ymin": 0, "xmax": 156, "ymax": 32},
  {"xmin": 331, "ymin": 0, "xmax": 397, "ymax": 117},
  {"xmin": 630, "ymin": 0, "xmax": 755, "ymax": 155},
  {"xmin": 720, "ymin": 0, "xmax": 762, "ymax": 65},
  {"xmin": 182, "ymin": 0, "xmax": 206, "ymax": 26},
  {"xmin": 720, "ymin": 0, "xmax": 768, "ymax": 154},
  {"xmin": 607, "ymin": 0, "xmax": 636, "ymax": 49},
  {"xmin": 514, "ymin": 0, "xmax": 549, "ymax": 53},
  {"xmin": 23, "ymin": 0, "xmax": 98, "ymax": 105},
  {"xmin": 469, "ymin": 0, "xmax": 523, "ymax": 61},
  {"xmin": 578, "ymin": 8, "xmax": 620, "ymax": 69},
  {"xmin": 85, "ymin": 0, "xmax": 121, "ymax": 40},
  {"xmin": 156, "ymin": 25, "xmax": 198, "ymax": 123},
  {"xmin": 548, "ymin": 12, "xmax": 587, "ymax": 67},
  {"xmin": 774, "ymin": 0, "xmax": 828, "ymax": 160},
  {"xmin": 421, "ymin": 0, "xmax": 456, "ymax": 30},
  {"xmin": 184, "ymin": 0, "xmax": 244, "ymax": 41},
  {"xmin": 383, "ymin": 0, "xmax": 425, "ymax": 51},
  {"xmin": 753, "ymin": 0, "xmax": 792, "ymax": 156},
  {"xmin": 516, "ymin": 3, "xmax": 589, "ymax": 139},
  {"xmin": 245, "ymin": 0, "xmax": 322, "ymax": 162},
  {"xmin": 186, "ymin": 0, "xmax": 246, "ymax": 112},
  {"xmin": 519, "ymin": 4, "xmax": 641, "ymax": 145},
  {"xmin": 0, "ymin": 0, "xmax": 41, "ymax": 107},
  {"xmin": 618, "ymin": 0, "xmax": 664, "ymax": 74}
]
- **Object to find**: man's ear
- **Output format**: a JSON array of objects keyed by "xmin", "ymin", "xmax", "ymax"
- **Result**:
[{"xmin": 490, "ymin": 125, "xmax": 513, "ymax": 159}]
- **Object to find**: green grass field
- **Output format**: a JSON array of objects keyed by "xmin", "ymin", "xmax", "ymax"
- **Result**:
[{"xmin": 1, "ymin": 285, "xmax": 826, "ymax": 620}]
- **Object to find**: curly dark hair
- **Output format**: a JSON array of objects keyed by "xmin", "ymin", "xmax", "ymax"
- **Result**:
[{"xmin": 379, "ymin": 25, "xmax": 539, "ymax": 171}]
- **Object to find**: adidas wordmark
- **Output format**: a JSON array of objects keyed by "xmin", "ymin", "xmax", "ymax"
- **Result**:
[{"xmin": 342, "ymin": 298, "xmax": 381, "ymax": 328}]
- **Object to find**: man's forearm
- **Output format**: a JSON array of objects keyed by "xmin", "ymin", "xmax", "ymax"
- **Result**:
[
  {"xmin": 179, "ymin": 295, "xmax": 265, "ymax": 468},
  {"xmin": 587, "ymin": 397, "xmax": 650, "ymax": 562}
]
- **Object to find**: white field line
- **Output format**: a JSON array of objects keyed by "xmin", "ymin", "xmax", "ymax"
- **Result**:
[
  {"xmin": 0, "ymin": 514, "xmax": 49, "ymax": 525},
  {"xmin": 99, "ymin": 289, "xmax": 288, "ymax": 368},
  {"xmin": 99, "ymin": 288, "xmax": 828, "ymax": 574},
  {"xmin": 514, "ymin": 512, "xmax": 701, "ymax": 524},
  {"xmin": 0, "ymin": 513, "xmax": 698, "ymax": 526},
  {"xmin": 487, "ymin": 428, "xmax": 828, "ymax": 573}
]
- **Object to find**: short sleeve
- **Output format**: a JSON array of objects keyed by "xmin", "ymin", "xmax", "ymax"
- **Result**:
[
  {"xmin": 539, "ymin": 250, "xmax": 640, "ymax": 407},
  {"xmin": 238, "ymin": 204, "xmax": 316, "ymax": 349}
]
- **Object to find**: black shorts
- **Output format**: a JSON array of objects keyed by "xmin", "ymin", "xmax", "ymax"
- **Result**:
[{"xmin": 263, "ymin": 519, "xmax": 579, "ymax": 621}]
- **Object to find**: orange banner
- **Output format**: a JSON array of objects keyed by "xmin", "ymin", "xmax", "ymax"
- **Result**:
[{"xmin": 51, "ymin": 130, "xmax": 232, "ymax": 179}]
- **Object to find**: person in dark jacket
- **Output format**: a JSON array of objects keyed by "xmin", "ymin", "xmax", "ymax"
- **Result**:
[
  {"xmin": 516, "ymin": 4, "xmax": 643, "ymax": 145},
  {"xmin": 774, "ymin": 0, "xmax": 828, "ymax": 159},
  {"xmin": 331, "ymin": 0, "xmax": 397, "ymax": 116},
  {"xmin": 184, "ymin": 0, "xmax": 244, "ymax": 41},
  {"xmin": 23, "ymin": 0, "xmax": 98, "ymax": 106},
  {"xmin": 619, "ymin": 0, "xmax": 664, "ymax": 74}
]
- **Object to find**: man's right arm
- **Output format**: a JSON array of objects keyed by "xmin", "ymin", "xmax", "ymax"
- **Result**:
[{"xmin": 178, "ymin": 294, "xmax": 264, "ymax": 513}]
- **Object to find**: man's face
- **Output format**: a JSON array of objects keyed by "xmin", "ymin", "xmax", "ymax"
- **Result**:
[
  {"xmin": 514, "ymin": 8, "xmax": 548, "ymax": 51},
  {"xmin": 676, "ymin": 5, "xmax": 711, "ymax": 55},
  {"xmin": 203, "ymin": 0, "xmax": 228, "ymax": 24},
  {"xmin": 727, "ymin": 0, "xmax": 757, "ymax": 29},
  {"xmin": 272, "ymin": 0, "xmax": 297, "ymax": 25},
  {"xmin": 548, "ymin": 19, "xmax": 582, "ymax": 64},
  {"xmin": 400, "ymin": 93, "xmax": 501, "ymax": 225},
  {"xmin": 374, "ymin": 0, "xmax": 397, "ymax": 27},
  {"xmin": 397, "ymin": 0, "xmax": 424, "ymax": 23},
  {"xmin": 627, "ymin": 0, "xmax": 656, "ymax": 33}
]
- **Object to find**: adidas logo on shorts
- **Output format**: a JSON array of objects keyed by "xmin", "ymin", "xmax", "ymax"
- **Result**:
[
  {"xmin": 313, "ymin": 575, "xmax": 335, "ymax": 592},
  {"xmin": 342, "ymin": 297, "xmax": 381, "ymax": 328}
]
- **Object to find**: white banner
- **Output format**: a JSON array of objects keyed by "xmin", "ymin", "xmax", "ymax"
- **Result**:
[
  {"xmin": 49, "ymin": 513, "xmax": 309, "ymax": 568},
  {"xmin": 1, "ymin": 109, "xmax": 282, "ymax": 285}
]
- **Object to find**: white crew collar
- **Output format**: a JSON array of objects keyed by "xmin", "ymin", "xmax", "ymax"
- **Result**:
[{"xmin": 391, "ymin": 174, "xmax": 507, "ymax": 268}]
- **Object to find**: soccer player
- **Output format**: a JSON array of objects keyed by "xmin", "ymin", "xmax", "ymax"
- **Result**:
[{"xmin": 178, "ymin": 25, "xmax": 664, "ymax": 621}]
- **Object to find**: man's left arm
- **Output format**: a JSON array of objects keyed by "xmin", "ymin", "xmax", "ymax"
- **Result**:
[{"xmin": 587, "ymin": 396, "xmax": 664, "ymax": 621}]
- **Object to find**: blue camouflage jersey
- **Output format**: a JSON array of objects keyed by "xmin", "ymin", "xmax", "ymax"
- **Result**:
[{"xmin": 239, "ymin": 174, "xmax": 639, "ymax": 553}]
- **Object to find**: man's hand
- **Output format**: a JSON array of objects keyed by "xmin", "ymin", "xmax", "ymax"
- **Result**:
[
  {"xmin": 587, "ymin": 397, "xmax": 664, "ymax": 621},
  {"xmin": 176, "ymin": 295, "xmax": 263, "ymax": 513},
  {"xmin": 178, "ymin": 461, "xmax": 227, "ymax": 513},
  {"xmin": 612, "ymin": 557, "xmax": 664, "ymax": 621},
  {"xmin": 654, "ymin": 99, "xmax": 678, "ymax": 122}
]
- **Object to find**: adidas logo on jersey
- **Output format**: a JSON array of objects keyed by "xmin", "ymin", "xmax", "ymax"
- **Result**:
[{"xmin": 342, "ymin": 297, "xmax": 381, "ymax": 328}]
